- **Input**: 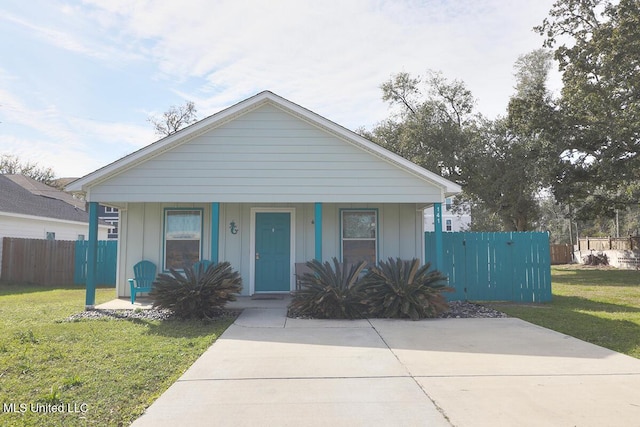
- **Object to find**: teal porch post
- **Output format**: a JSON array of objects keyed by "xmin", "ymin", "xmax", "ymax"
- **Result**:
[
  {"xmin": 433, "ymin": 202, "xmax": 443, "ymax": 271},
  {"xmin": 85, "ymin": 202, "xmax": 99, "ymax": 309},
  {"xmin": 314, "ymin": 202, "xmax": 322, "ymax": 261},
  {"xmin": 211, "ymin": 202, "xmax": 220, "ymax": 263}
]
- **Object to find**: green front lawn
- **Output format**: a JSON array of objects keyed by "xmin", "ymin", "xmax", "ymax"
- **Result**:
[
  {"xmin": 487, "ymin": 265, "xmax": 640, "ymax": 359},
  {"xmin": 0, "ymin": 284, "xmax": 235, "ymax": 426}
]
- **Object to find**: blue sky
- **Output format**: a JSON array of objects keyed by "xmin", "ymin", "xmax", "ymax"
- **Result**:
[{"xmin": 0, "ymin": 0, "xmax": 559, "ymax": 178}]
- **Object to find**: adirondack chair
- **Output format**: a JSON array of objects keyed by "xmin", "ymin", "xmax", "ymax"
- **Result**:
[
  {"xmin": 128, "ymin": 260, "xmax": 157, "ymax": 304},
  {"xmin": 192, "ymin": 259, "xmax": 213, "ymax": 275}
]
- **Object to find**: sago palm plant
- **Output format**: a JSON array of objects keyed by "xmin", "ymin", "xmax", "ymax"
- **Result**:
[
  {"xmin": 150, "ymin": 261, "xmax": 242, "ymax": 319},
  {"xmin": 288, "ymin": 258, "xmax": 368, "ymax": 319},
  {"xmin": 365, "ymin": 258, "xmax": 452, "ymax": 320}
]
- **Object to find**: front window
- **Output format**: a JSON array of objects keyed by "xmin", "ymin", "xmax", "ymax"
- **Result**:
[
  {"xmin": 164, "ymin": 209, "xmax": 202, "ymax": 270},
  {"xmin": 446, "ymin": 219, "xmax": 452, "ymax": 231},
  {"xmin": 341, "ymin": 210, "xmax": 377, "ymax": 267}
]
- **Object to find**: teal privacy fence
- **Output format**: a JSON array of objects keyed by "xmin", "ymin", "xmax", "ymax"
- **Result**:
[
  {"xmin": 74, "ymin": 240, "xmax": 117, "ymax": 287},
  {"xmin": 425, "ymin": 232, "xmax": 552, "ymax": 302}
]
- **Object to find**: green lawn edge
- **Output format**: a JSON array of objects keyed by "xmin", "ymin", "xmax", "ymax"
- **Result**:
[
  {"xmin": 0, "ymin": 284, "xmax": 236, "ymax": 426},
  {"xmin": 486, "ymin": 265, "xmax": 640, "ymax": 359}
]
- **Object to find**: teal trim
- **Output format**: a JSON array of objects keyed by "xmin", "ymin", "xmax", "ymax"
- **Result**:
[
  {"xmin": 211, "ymin": 203, "xmax": 220, "ymax": 264},
  {"xmin": 85, "ymin": 202, "xmax": 99, "ymax": 307},
  {"xmin": 339, "ymin": 208, "xmax": 379, "ymax": 265},
  {"xmin": 433, "ymin": 202, "xmax": 443, "ymax": 272},
  {"xmin": 162, "ymin": 207, "xmax": 204, "ymax": 271},
  {"xmin": 314, "ymin": 202, "xmax": 322, "ymax": 261}
]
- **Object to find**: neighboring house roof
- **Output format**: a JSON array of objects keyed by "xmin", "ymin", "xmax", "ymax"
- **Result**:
[
  {"xmin": 67, "ymin": 91, "xmax": 461, "ymax": 202},
  {"xmin": 52, "ymin": 177, "xmax": 81, "ymax": 191},
  {"xmin": 0, "ymin": 174, "xmax": 90, "ymax": 223},
  {"xmin": 6, "ymin": 174, "xmax": 86, "ymax": 210}
]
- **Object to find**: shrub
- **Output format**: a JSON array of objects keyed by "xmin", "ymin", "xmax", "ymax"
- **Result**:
[
  {"xmin": 288, "ymin": 258, "xmax": 368, "ymax": 319},
  {"xmin": 583, "ymin": 252, "xmax": 609, "ymax": 266},
  {"xmin": 364, "ymin": 258, "xmax": 452, "ymax": 320},
  {"xmin": 150, "ymin": 261, "xmax": 242, "ymax": 319}
]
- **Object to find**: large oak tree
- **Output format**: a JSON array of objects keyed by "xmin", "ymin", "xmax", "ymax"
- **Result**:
[
  {"xmin": 365, "ymin": 53, "xmax": 558, "ymax": 231},
  {"xmin": 536, "ymin": 0, "xmax": 640, "ymax": 219}
]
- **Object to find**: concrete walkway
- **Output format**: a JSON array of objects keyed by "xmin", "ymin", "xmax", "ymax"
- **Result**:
[{"xmin": 131, "ymin": 297, "xmax": 640, "ymax": 427}]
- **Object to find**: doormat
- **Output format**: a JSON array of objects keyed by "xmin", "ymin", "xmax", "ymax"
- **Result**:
[{"xmin": 251, "ymin": 294, "xmax": 285, "ymax": 300}]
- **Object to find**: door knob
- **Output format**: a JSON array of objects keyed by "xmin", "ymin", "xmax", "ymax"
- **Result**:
[{"xmin": 255, "ymin": 252, "xmax": 260, "ymax": 260}]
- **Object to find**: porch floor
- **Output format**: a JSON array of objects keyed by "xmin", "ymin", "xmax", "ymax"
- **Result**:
[{"xmin": 95, "ymin": 295, "xmax": 291, "ymax": 311}]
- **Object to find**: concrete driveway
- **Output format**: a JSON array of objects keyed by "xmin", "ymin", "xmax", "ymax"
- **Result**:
[{"xmin": 131, "ymin": 299, "xmax": 640, "ymax": 427}]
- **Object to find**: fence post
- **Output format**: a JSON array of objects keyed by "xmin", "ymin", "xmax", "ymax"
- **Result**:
[{"xmin": 85, "ymin": 202, "xmax": 98, "ymax": 309}]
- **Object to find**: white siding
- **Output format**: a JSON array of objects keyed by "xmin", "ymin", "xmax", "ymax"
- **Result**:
[
  {"xmin": 89, "ymin": 104, "xmax": 443, "ymax": 204},
  {"xmin": 424, "ymin": 198, "xmax": 472, "ymax": 232},
  {"xmin": 116, "ymin": 202, "xmax": 424, "ymax": 297}
]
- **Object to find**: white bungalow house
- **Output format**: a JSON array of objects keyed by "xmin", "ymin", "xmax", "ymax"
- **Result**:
[{"xmin": 67, "ymin": 91, "xmax": 460, "ymax": 306}]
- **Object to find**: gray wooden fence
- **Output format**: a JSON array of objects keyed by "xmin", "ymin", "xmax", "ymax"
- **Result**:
[
  {"xmin": 550, "ymin": 244, "xmax": 573, "ymax": 264},
  {"xmin": 1, "ymin": 237, "xmax": 75, "ymax": 286},
  {"xmin": 1, "ymin": 237, "xmax": 117, "ymax": 286}
]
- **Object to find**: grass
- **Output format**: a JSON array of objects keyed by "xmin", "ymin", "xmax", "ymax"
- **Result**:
[
  {"xmin": 486, "ymin": 265, "xmax": 640, "ymax": 359},
  {"xmin": 0, "ymin": 283, "xmax": 236, "ymax": 426}
]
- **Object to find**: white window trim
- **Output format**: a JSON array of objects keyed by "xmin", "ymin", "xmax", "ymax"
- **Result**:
[
  {"xmin": 340, "ymin": 208, "xmax": 378, "ymax": 266},
  {"xmin": 163, "ymin": 208, "xmax": 203, "ymax": 271}
]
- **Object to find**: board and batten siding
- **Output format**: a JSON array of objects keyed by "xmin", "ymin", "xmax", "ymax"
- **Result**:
[
  {"xmin": 116, "ymin": 202, "xmax": 423, "ymax": 297},
  {"xmin": 89, "ymin": 104, "xmax": 444, "ymax": 204}
]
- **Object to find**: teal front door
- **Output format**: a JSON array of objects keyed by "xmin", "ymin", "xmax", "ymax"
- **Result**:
[{"xmin": 255, "ymin": 212, "xmax": 291, "ymax": 292}]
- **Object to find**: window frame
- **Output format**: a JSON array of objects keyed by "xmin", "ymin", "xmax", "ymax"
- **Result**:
[
  {"xmin": 445, "ymin": 219, "xmax": 452, "ymax": 231},
  {"xmin": 339, "ymin": 208, "xmax": 378, "ymax": 267},
  {"xmin": 163, "ymin": 208, "xmax": 204, "ymax": 271}
]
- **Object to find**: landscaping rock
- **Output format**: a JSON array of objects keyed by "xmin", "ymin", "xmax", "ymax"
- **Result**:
[
  {"xmin": 64, "ymin": 308, "xmax": 240, "ymax": 322},
  {"xmin": 439, "ymin": 301, "xmax": 508, "ymax": 318},
  {"xmin": 66, "ymin": 301, "xmax": 505, "ymax": 322},
  {"xmin": 289, "ymin": 301, "xmax": 508, "ymax": 319}
]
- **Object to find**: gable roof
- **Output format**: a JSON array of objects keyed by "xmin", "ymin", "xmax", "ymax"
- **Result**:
[
  {"xmin": 0, "ymin": 174, "xmax": 90, "ymax": 223},
  {"xmin": 67, "ymin": 91, "xmax": 461, "ymax": 199}
]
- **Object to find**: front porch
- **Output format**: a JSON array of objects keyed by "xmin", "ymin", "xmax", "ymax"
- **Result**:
[{"xmin": 83, "ymin": 202, "xmax": 445, "ymax": 307}]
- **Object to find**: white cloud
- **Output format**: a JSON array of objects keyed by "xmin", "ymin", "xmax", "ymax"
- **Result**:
[
  {"xmin": 0, "ymin": 83, "xmax": 154, "ymax": 177},
  {"xmin": 80, "ymin": 0, "xmax": 558, "ymax": 125},
  {"xmin": 2, "ymin": 0, "xmax": 560, "ymax": 176}
]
